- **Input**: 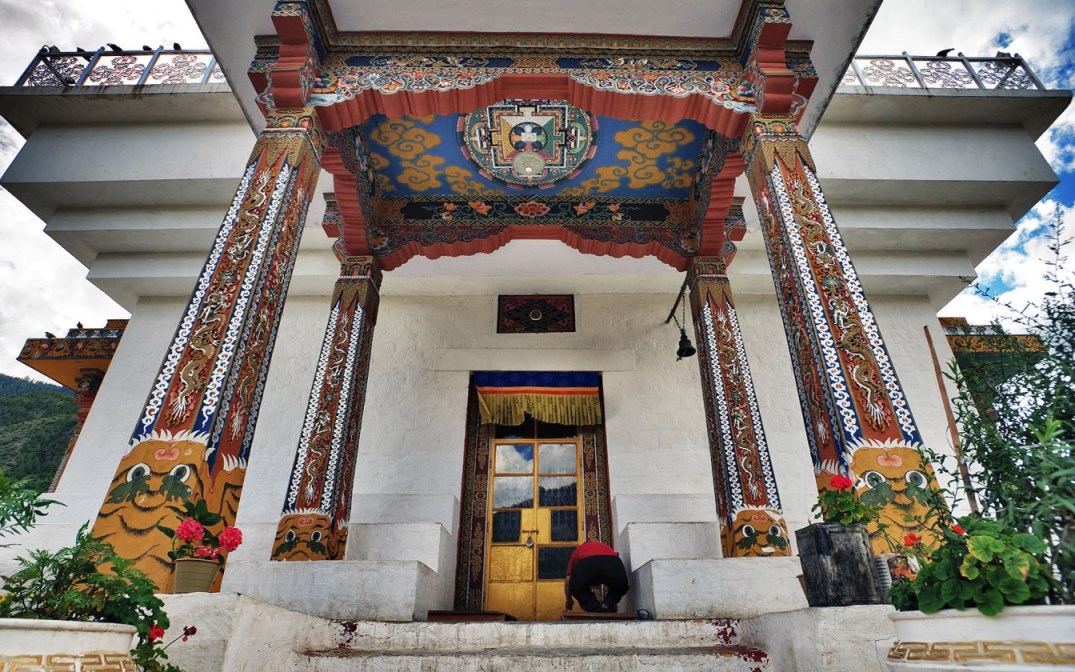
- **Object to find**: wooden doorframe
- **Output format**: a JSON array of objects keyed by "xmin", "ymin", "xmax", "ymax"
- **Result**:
[{"xmin": 453, "ymin": 376, "xmax": 614, "ymax": 612}]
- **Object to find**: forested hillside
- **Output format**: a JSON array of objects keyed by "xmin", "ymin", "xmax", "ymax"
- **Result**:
[{"xmin": 0, "ymin": 373, "xmax": 75, "ymax": 492}]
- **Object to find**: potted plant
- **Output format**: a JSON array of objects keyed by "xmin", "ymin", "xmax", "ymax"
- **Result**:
[
  {"xmin": 0, "ymin": 469, "xmax": 192, "ymax": 671},
  {"xmin": 796, "ymin": 473, "xmax": 887, "ymax": 606},
  {"xmin": 157, "ymin": 499, "xmax": 243, "ymax": 593},
  {"xmin": 882, "ymin": 215, "xmax": 1074, "ymax": 670}
]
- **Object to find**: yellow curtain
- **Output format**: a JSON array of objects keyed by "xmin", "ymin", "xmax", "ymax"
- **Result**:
[{"xmin": 476, "ymin": 387, "xmax": 602, "ymax": 426}]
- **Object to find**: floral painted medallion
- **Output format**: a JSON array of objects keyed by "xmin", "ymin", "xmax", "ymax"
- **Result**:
[{"xmin": 458, "ymin": 99, "xmax": 597, "ymax": 188}]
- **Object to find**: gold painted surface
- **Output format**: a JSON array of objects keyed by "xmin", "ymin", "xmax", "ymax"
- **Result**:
[
  {"xmin": 535, "ymin": 581, "xmax": 569, "ymax": 621},
  {"xmin": 889, "ymin": 641, "xmax": 1075, "ymax": 664},
  {"xmin": 484, "ymin": 582, "xmax": 534, "ymax": 621},
  {"xmin": 484, "ymin": 437, "xmax": 583, "ymax": 620},
  {"xmin": 487, "ymin": 545, "xmax": 532, "ymax": 582}
]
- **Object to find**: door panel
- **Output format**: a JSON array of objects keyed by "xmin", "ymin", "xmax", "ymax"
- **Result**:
[{"xmin": 484, "ymin": 436, "xmax": 582, "ymax": 620}]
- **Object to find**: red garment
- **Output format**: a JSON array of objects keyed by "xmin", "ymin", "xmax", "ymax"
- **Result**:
[{"xmin": 567, "ymin": 541, "xmax": 618, "ymax": 574}]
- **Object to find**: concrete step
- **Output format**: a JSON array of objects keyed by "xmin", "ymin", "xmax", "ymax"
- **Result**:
[
  {"xmin": 293, "ymin": 645, "xmax": 770, "ymax": 672},
  {"xmin": 290, "ymin": 619, "xmax": 768, "ymax": 672},
  {"xmin": 321, "ymin": 619, "xmax": 744, "ymax": 651}
]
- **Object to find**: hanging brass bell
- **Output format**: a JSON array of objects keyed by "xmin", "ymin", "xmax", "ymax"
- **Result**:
[{"xmin": 676, "ymin": 329, "xmax": 696, "ymax": 360}]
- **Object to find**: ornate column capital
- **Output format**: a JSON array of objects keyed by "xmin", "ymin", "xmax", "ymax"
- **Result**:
[
  {"xmin": 268, "ymin": 1, "xmax": 324, "ymax": 107},
  {"xmin": 265, "ymin": 106, "xmax": 327, "ymax": 160},
  {"xmin": 737, "ymin": 3, "xmax": 796, "ymax": 113},
  {"xmin": 740, "ymin": 113, "xmax": 813, "ymax": 176}
]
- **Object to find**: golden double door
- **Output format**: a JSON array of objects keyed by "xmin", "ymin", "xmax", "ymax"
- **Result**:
[{"xmin": 483, "ymin": 437, "xmax": 583, "ymax": 620}]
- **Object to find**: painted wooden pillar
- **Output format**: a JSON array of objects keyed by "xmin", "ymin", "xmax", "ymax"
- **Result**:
[
  {"xmin": 272, "ymin": 256, "xmax": 382, "ymax": 561},
  {"xmin": 742, "ymin": 114, "xmax": 940, "ymax": 552},
  {"xmin": 48, "ymin": 368, "xmax": 104, "ymax": 492},
  {"xmin": 92, "ymin": 107, "xmax": 324, "ymax": 587},
  {"xmin": 688, "ymin": 256, "xmax": 792, "ymax": 557}
]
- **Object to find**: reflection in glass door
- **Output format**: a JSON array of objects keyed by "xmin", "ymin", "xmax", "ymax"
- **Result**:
[{"xmin": 484, "ymin": 436, "xmax": 582, "ymax": 620}]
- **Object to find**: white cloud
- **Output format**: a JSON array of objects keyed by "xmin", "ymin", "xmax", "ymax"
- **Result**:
[
  {"xmin": 0, "ymin": 1, "xmax": 202, "ymax": 383},
  {"xmin": 860, "ymin": 1, "xmax": 1075, "ymax": 327},
  {"xmin": 939, "ymin": 199, "xmax": 1073, "ymax": 329}
]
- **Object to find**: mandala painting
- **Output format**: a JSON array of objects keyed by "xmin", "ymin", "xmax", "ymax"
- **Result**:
[{"xmin": 459, "ymin": 99, "xmax": 597, "ymax": 188}]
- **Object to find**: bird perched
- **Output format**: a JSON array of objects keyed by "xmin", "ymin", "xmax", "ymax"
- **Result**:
[
  {"xmin": 107, "ymin": 43, "xmax": 123, "ymax": 53},
  {"xmin": 935, "ymin": 48, "xmax": 955, "ymax": 57},
  {"xmin": 142, "ymin": 45, "xmax": 152, "ymax": 51},
  {"xmin": 47, "ymin": 45, "xmax": 60, "ymax": 53},
  {"xmin": 173, "ymin": 42, "xmax": 182, "ymax": 50},
  {"xmin": 77, "ymin": 322, "xmax": 84, "ymax": 329},
  {"xmin": 45, "ymin": 331, "xmax": 56, "ymax": 339}
]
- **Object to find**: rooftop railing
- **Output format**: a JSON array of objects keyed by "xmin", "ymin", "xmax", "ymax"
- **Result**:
[
  {"xmin": 15, "ymin": 46, "xmax": 225, "ymax": 87},
  {"xmin": 841, "ymin": 53, "xmax": 1046, "ymax": 91}
]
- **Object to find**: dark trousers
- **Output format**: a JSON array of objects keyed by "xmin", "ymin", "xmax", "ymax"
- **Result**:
[{"xmin": 569, "ymin": 555, "xmax": 630, "ymax": 612}]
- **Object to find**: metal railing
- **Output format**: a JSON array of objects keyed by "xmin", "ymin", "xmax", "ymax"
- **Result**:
[
  {"xmin": 15, "ymin": 46, "xmax": 225, "ymax": 87},
  {"xmin": 841, "ymin": 53, "xmax": 1046, "ymax": 91}
]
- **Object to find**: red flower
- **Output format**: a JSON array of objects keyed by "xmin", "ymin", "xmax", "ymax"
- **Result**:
[
  {"xmin": 182, "ymin": 624, "xmax": 197, "ymax": 642},
  {"xmin": 952, "ymin": 524, "xmax": 965, "ymax": 535},
  {"xmin": 175, "ymin": 519, "xmax": 204, "ymax": 543},
  {"xmin": 218, "ymin": 526, "xmax": 243, "ymax": 552},
  {"xmin": 150, "ymin": 624, "xmax": 166, "ymax": 641},
  {"xmin": 194, "ymin": 545, "xmax": 220, "ymax": 559},
  {"xmin": 903, "ymin": 533, "xmax": 921, "ymax": 547},
  {"xmin": 828, "ymin": 474, "xmax": 854, "ymax": 491}
]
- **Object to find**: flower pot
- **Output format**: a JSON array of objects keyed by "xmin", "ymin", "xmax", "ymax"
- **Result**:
[
  {"xmin": 0, "ymin": 618, "xmax": 137, "ymax": 669},
  {"xmin": 883, "ymin": 605, "xmax": 1075, "ymax": 670},
  {"xmin": 795, "ymin": 521, "xmax": 885, "ymax": 607},
  {"xmin": 173, "ymin": 557, "xmax": 221, "ymax": 593}
]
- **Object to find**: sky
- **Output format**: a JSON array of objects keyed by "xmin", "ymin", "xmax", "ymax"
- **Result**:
[{"xmin": 0, "ymin": 0, "xmax": 1072, "ymax": 383}]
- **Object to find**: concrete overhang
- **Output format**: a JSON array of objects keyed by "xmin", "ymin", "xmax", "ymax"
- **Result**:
[
  {"xmin": 823, "ymin": 87, "xmax": 1073, "ymax": 141},
  {"xmin": 0, "ymin": 83, "xmax": 245, "ymax": 137}
]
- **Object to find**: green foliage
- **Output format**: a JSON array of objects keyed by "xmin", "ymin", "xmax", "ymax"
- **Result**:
[
  {"xmin": 0, "ymin": 469, "xmax": 59, "ymax": 545},
  {"xmin": 0, "ymin": 377, "xmax": 77, "ymax": 493},
  {"xmin": 942, "ymin": 216, "xmax": 1075, "ymax": 604},
  {"xmin": 811, "ymin": 474, "xmax": 881, "ymax": 526},
  {"xmin": 0, "ymin": 524, "xmax": 183, "ymax": 671},
  {"xmin": 891, "ymin": 516, "xmax": 1051, "ymax": 616},
  {"xmin": 0, "ymin": 374, "xmax": 71, "ymax": 398}
]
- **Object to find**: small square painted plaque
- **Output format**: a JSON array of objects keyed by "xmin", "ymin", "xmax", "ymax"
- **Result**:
[{"xmin": 497, "ymin": 295, "xmax": 575, "ymax": 334}]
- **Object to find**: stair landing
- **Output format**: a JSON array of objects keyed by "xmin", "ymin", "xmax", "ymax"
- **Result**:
[{"xmin": 291, "ymin": 619, "xmax": 769, "ymax": 672}]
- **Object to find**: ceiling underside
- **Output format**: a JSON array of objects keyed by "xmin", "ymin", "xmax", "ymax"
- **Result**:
[{"xmin": 185, "ymin": 0, "xmax": 880, "ymax": 270}]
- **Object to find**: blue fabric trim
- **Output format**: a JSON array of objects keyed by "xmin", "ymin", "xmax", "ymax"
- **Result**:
[{"xmin": 473, "ymin": 371, "xmax": 600, "ymax": 388}]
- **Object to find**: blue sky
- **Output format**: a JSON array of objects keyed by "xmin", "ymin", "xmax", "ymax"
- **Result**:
[{"xmin": 0, "ymin": 0, "xmax": 1072, "ymax": 380}]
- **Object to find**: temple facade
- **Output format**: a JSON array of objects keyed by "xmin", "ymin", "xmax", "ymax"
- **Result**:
[{"xmin": 1, "ymin": 0, "xmax": 1070, "ymax": 668}]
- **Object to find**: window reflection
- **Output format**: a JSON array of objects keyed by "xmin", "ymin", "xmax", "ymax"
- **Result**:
[
  {"xmin": 538, "ymin": 546, "xmax": 574, "ymax": 579},
  {"xmin": 550, "ymin": 510, "xmax": 578, "ymax": 542},
  {"xmin": 493, "ymin": 476, "xmax": 534, "ymax": 508},
  {"xmin": 491, "ymin": 510, "xmax": 521, "ymax": 543},
  {"xmin": 538, "ymin": 443, "xmax": 576, "ymax": 473},
  {"xmin": 538, "ymin": 477, "xmax": 577, "ymax": 507},
  {"xmin": 496, "ymin": 444, "xmax": 534, "ymax": 473}
]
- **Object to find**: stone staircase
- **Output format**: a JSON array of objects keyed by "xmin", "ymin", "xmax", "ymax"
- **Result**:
[{"xmin": 289, "ymin": 619, "xmax": 770, "ymax": 671}]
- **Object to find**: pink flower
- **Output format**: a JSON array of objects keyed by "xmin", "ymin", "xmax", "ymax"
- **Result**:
[
  {"xmin": 175, "ymin": 519, "xmax": 204, "ymax": 543},
  {"xmin": 218, "ymin": 526, "xmax": 243, "ymax": 553},
  {"xmin": 194, "ymin": 545, "xmax": 220, "ymax": 559},
  {"xmin": 828, "ymin": 474, "xmax": 854, "ymax": 491},
  {"xmin": 150, "ymin": 624, "xmax": 166, "ymax": 641}
]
